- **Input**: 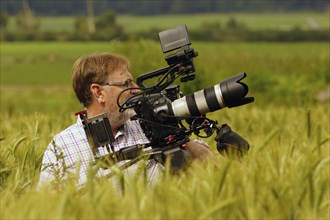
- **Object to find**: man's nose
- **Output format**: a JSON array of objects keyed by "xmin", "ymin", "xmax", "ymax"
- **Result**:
[{"xmin": 130, "ymin": 82, "xmax": 140, "ymax": 94}]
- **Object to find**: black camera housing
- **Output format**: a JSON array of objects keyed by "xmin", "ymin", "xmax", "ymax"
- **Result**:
[{"xmin": 79, "ymin": 24, "xmax": 254, "ymax": 171}]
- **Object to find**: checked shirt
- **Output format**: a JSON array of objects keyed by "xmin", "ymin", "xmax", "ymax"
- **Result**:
[{"xmin": 38, "ymin": 117, "xmax": 164, "ymax": 189}]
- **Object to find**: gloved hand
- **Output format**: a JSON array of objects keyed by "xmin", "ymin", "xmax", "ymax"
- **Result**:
[{"xmin": 215, "ymin": 124, "xmax": 250, "ymax": 160}]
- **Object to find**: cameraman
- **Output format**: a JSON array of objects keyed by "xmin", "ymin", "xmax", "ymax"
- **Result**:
[{"xmin": 38, "ymin": 52, "xmax": 217, "ymax": 189}]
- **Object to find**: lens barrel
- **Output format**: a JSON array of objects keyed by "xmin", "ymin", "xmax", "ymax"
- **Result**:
[{"xmin": 170, "ymin": 73, "xmax": 254, "ymax": 117}]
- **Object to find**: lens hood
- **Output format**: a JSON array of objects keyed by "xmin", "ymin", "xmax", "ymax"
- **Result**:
[{"xmin": 220, "ymin": 73, "xmax": 254, "ymax": 108}]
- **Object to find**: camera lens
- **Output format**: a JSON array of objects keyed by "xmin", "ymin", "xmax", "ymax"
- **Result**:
[{"xmin": 169, "ymin": 73, "xmax": 254, "ymax": 117}]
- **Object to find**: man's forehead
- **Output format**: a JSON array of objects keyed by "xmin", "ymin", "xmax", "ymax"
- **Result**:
[{"xmin": 110, "ymin": 68, "xmax": 132, "ymax": 79}]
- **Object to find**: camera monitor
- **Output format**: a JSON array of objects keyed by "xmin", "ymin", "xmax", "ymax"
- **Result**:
[{"xmin": 159, "ymin": 24, "xmax": 191, "ymax": 53}]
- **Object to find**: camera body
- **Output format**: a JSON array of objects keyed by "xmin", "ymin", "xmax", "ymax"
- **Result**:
[{"xmin": 123, "ymin": 25, "xmax": 253, "ymax": 148}]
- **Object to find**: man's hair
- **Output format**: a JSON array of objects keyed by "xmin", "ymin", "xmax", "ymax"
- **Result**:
[{"xmin": 72, "ymin": 52, "xmax": 130, "ymax": 107}]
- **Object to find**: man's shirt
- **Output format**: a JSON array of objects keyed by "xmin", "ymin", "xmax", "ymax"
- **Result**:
[{"xmin": 38, "ymin": 117, "xmax": 163, "ymax": 189}]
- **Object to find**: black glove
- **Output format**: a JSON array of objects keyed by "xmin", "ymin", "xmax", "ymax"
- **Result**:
[{"xmin": 215, "ymin": 124, "xmax": 250, "ymax": 160}]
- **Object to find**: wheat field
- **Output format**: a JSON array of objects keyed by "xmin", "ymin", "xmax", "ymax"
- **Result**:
[{"xmin": 0, "ymin": 41, "xmax": 329, "ymax": 219}]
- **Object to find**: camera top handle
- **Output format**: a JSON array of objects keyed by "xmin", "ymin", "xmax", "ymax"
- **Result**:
[
  {"xmin": 136, "ymin": 66, "xmax": 172, "ymax": 88},
  {"xmin": 136, "ymin": 25, "xmax": 198, "ymax": 89}
]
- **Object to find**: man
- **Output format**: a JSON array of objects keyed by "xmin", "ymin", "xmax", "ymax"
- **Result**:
[{"xmin": 38, "ymin": 52, "xmax": 219, "ymax": 189}]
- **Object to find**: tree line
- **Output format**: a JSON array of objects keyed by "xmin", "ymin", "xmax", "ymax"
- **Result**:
[
  {"xmin": 0, "ymin": 0, "xmax": 328, "ymax": 42},
  {"xmin": 1, "ymin": 0, "xmax": 329, "ymax": 16},
  {"xmin": 1, "ymin": 11, "xmax": 328, "ymax": 42}
]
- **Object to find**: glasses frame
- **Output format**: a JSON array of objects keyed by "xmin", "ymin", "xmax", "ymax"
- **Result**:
[{"xmin": 104, "ymin": 79, "xmax": 133, "ymax": 89}]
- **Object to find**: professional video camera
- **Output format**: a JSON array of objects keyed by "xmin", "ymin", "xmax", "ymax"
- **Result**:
[{"xmin": 77, "ymin": 25, "xmax": 254, "ymax": 171}]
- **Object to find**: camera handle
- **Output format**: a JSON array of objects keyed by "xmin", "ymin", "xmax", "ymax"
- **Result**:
[
  {"xmin": 136, "ymin": 66, "xmax": 172, "ymax": 88},
  {"xmin": 136, "ymin": 45, "xmax": 198, "ymax": 90},
  {"xmin": 93, "ymin": 141, "xmax": 188, "ymax": 178}
]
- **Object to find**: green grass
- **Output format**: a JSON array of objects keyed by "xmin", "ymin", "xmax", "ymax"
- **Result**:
[
  {"xmin": 0, "ymin": 104, "xmax": 329, "ymax": 219},
  {"xmin": 117, "ymin": 12, "xmax": 329, "ymax": 32},
  {"xmin": 0, "ymin": 41, "xmax": 329, "ymax": 219},
  {"xmin": 1, "ymin": 41, "xmax": 328, "ymax": 105}
]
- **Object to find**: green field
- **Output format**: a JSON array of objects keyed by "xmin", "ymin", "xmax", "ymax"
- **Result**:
[
  {"xmin": 0, "ymin": 41, "xmax": 329, "ymax": 219},
  {"xmin": 117, "ymin": 12, "xmax": 329, "ymax": 32},
  {"xmin": 6, "ymin": 12, "xmax": 329, "ymax": 33},
  {"xmin": 1, "ymin": 41, "xmax": 328, "ymax": 105}
]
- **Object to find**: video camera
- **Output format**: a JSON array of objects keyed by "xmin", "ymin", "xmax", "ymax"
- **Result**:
[{"xmin": 77, "ymin": 25, "xmax": 254, "ymax": 171}]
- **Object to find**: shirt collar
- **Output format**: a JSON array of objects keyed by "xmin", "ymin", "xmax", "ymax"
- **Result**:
[{"xmin": 114, "ymin": 125, "xmax": 125, "ymax": 139}]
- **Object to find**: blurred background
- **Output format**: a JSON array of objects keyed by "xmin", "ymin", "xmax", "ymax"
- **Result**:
[
  {"xmin": 1, "ymin": 0, "xmax": 328, "ymax": 41},
  {"xmin": 0, "ymin": 0, "xmax": 329, "ymax": 114}
]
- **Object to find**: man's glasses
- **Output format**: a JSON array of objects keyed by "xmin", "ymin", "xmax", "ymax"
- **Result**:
[{"xmin": 104, "ymin": 79, "xmax": 134, "ymax": 89}]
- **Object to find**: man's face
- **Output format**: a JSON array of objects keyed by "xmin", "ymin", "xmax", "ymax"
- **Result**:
[{"xmin": 102, "ymin": 67, "xmax": 138, "ymax": 128}]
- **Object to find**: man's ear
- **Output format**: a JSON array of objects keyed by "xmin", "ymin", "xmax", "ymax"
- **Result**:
[{"xmin": 90, "ymin": 83, "xmax": 105, "ymax": 104}]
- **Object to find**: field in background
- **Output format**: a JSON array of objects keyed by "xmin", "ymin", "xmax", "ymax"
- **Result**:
[
  {"xmin": 6, "ymin": 12, "xmax": 329, "ymax": 33},
  {"xmin": 1, "ymin": 41, "xmax": 328, "ymax": 106},
  {"xmin": 0, "ymin": 39, "xmax": 329, "ymax": 219},
  {"xmin": 117, "ymin": 12, "xmax": 329, "ymax": 32}
]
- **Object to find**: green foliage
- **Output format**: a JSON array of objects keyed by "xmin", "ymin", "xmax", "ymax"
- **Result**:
[
  {"xmin": 117, "ymin": 12, "xmax": 329, "ymax": 33},
  {"xmin": 88, "ymin": 11, "xmax": 124, "ymax": 41},
  {"xmin": 1, "ymin": 12, "xmax": 329, "ymax": 41},
  {"xmin": 95, "ymin": 11, "xmax": 116, "ymax": 29},
  {"xmin": 189, "ymin": 17, "xmax": 328, "ymax": 42},
  {"xmin": 0, "ymin": 11, "xmax": 9, "ymax": 29},
  {"xmin": 0, "ymin": 105, "xmax": 329, "ymax": 219},
  {"xmin": 1, "ymin": 41, "xmax": 328, "ymax": 106},
  {"xmin": 73, "ymin": 16, "xmax": 87, "ymax": 33},
  {"xmin": 1, "ymin": 0, "xmax": 329, "ymax": 16},
  {"xmin": 14, "ymin": 12, "xmax": 40, "ymax": 32}
]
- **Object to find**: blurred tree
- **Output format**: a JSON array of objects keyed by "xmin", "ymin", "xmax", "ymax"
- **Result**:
[
  {"xmin": 15, "ymin": 11, "xmax": 39, "ymax": 32},
  {"xmin": 86, "ymin": 0, "xmax": 95, "ymax": 34},
  {"xmin": 227, "ymin": 17, "xmax": 238, "ymax": 29},
  {"xmin": 95, "ymin": 11, "xmax": 115, "ymax": 29},
  {"xmin": 0, "ymin": 11, "xmax": 9, "ymax": 29},
  {"xmin": 94, "ymin": 11, "xmax": 123, "ymax": 40},
  {"xmin": 1, "ymin": 0, "xmax": 328, "ymax": 15},
  {"xmin": 21, "ymin": 0, "xmax": 37, "ymax": 30},
  {"xmin": 74, "ymin": 16, "xmax": 87, "ymax": 33}
]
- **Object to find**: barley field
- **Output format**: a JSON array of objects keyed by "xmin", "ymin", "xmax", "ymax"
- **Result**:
[{"xmin": 0, "ymin": 41, "xmax": 329, "ymax": 219}]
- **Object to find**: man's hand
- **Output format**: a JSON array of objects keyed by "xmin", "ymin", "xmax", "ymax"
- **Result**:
[
  {"xmin": 215, "ymin": 124, "xmax": 250, "ymax": 160},
  {"xmin": 185, "ymin": 139, "xmax": 218, "ymax": 163}
]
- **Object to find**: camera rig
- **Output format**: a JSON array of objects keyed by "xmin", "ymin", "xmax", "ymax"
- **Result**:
[{"xmin": 76, "ymin": 25, "xmax": 254, "ymax": 171}]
